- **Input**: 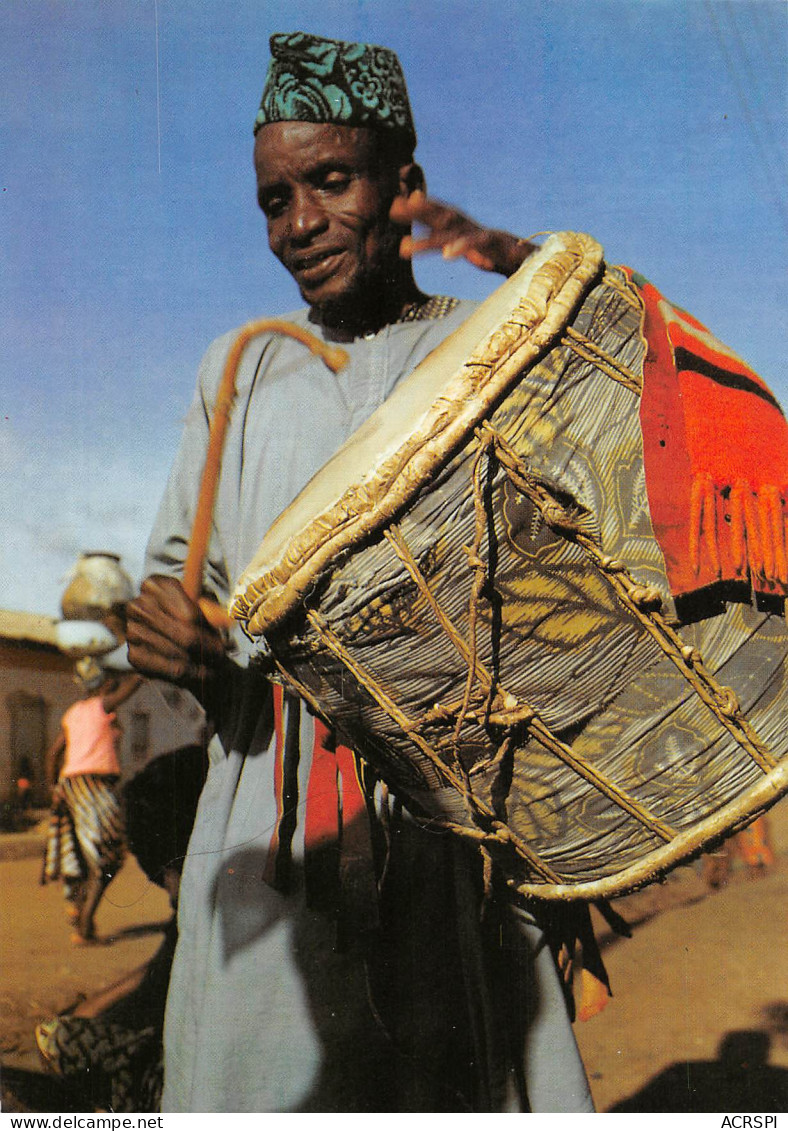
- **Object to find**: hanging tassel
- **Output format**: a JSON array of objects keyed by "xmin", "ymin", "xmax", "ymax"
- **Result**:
[
  {"xmin": 758, "ymin": 491, "xmax": 776, "ymax": 583},
  {"xmin": 729, "ymin": 483, "xmax": 747, "ymax": 576},
  {"xmin": 742, "ymin": 488, "xmax": 765, "ymax": 579},
  {"xmin": 480, "ymin": 845, "xmax": 494, "ymax": 916},
  {"xmin": 262, "ymin": 685, "xmax": 287, "ymax": 888},
  {"xmin": 689, "ymin": 475, "xmax": 704, "ymax": 575},
  {"xmin": 689, "ymin": 473, "xmax": 720, "ymax": 578},
  {"xmin": 702, "ymin": 477, "xmax": 721, "ymax": 578},
  {"xmin": 766, "ymin": 486, "xmax": 788, "ymax": 584}
]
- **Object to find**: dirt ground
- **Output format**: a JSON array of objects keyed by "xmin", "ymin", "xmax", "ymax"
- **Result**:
[
  {"xmin": 0, "ymin": 836, "xmax": 171, "ymax": 1113},
  {"xmin": 0, "ymin": 801, "xmax": 786, "ymax": 1113},
  {"xmin": 575, "ymin": 800, "xmax": 788, "ymax": 1112}
]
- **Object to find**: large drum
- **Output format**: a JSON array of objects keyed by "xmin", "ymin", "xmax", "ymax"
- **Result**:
[{"xmin": 232, "ymin": 232, "xmax": 788, "ymax": 901}]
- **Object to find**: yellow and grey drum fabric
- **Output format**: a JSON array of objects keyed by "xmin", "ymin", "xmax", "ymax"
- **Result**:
[{"xmin": 233, "ymin": 233, "xmax": 788, "ymax": 901}]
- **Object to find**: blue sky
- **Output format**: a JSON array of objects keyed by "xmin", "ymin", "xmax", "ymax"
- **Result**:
[{"xmin": 2, "ymin": 0, "xmax": 786, "ymax": 616}]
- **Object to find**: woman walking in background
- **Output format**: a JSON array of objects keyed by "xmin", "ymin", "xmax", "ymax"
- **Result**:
[{"xmin": 43, "ymin": 671, "xmax": 142, "ymax": 944}]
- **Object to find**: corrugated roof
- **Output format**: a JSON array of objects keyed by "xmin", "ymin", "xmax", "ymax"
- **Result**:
[{"xmin": 0, "ymin": 608, "xmax": 60, "ymax": 648}]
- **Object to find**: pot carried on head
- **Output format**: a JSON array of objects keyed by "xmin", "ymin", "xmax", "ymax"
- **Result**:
[
  {"xmin": 58, "ymin": 552, "xmax": 136, "ymax": 665},
  {"xmin": 61, "ymin": 552, "xmax": 135, "ymax": 625},
  {"xmin": 232, "ymin": 232, "xmax": 788, "ymax": 902}
]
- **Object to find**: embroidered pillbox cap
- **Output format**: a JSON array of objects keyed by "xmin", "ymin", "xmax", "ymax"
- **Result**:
[{"xmin": 254, "ymin": 31, "xmax": 416, "ymax": 151}]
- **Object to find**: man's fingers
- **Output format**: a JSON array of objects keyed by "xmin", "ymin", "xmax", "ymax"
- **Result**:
[
  {"xmin": 442, "ymin": 236, "xmax": 473, "ymax": 260},
  {"xmin": 393, "ymin": 192, "xmax": 500, "ymax": 270},
  {"xmin": 389, "ymin": 195, "xmax": 413, "ymax": 224},
  {"xmin": 127, "ymin": 618, "xmax": 224, "ymax": 684},
  {"xmin": 446, "ymin": 241, "xmax": 495, "ymax": 271},
  {"xmin": 126, "ymin": 639, "xmax": 190, "ymax": 684},
  {"xmin": 137, "ymin": 574, "xmax": 201, "ymax": 619},
  {"xmin": 400, "ymin": 231, "xmax": 496, "ymax": 272},
  {"xmin": 392, "ymin": 191, "xmax": 532, "ymax": 276},
  {"xmin": 128, "ymin": 575, "xmax": 217, "ymax": 646},
  {"xmin": 400, "ymin": 233, "xmax": 450, "ymax": 257},
  {"xmin": 128, "ymin": 643, "xmax": 218, "ymax": 687},
  {"xmin": 127, "ymin": 605, "xmax": 225, "ymax": 661},
  {"xmin": 391, "ymin": 191, "xmax": 472, "ymax": 231},
  {"xmin": 126, "ymin": 573, "xmax": 226, "ymax": 688},
  {"xmin": 126, "ymin": 614, "xmax": 191, "ymax": 661},
  {"xmin": 128, "ymin": 598, "xmax": 200, "ymax": 651},
  {"xmin": 465, "ymin": 248, "xmax": 496, "ymax": 271},
  {"xmin": 390, "ymin": 189, "xmax": 441, "ymax": 224}
]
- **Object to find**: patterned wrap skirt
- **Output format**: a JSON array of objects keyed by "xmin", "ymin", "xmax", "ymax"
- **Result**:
[{"xmin": 43, "ymin": 774, "xmax": 126, "ymax": 889}]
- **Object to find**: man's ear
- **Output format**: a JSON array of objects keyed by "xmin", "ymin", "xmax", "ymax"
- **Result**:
[{"xmin": 397, "ymin": 161, "xmax": 425, "ymax": 199}]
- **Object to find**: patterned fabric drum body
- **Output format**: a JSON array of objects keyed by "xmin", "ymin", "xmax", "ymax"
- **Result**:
[{"xmin": 233, "ymin": 233, "xmax": 788, "ymax": 901}]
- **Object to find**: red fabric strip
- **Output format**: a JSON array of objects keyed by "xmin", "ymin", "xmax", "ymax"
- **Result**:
[
  {"xmin": 305, "ymin": 718, "xmax": 341, "ymax": 849},
  {"xmin": 334, "ymin": 743, "xmax": 368, "ymax": 828},
  {"xmin": 262, "ymin": 684, "xmax": 286, "ymax": 886},
  {"xmin": 627, "ymin": 270, "xmax": 788, "ymax": 598}
]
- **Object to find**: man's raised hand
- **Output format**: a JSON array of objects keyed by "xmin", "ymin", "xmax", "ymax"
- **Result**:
[{"xmin": 391, "ymin": 190, "xmax": 536, "ymax": 277}]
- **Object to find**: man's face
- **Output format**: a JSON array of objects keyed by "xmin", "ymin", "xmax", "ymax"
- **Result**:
[{"xmin": 254, "ymin": 121, "xmax": 402, "ymax": 314}]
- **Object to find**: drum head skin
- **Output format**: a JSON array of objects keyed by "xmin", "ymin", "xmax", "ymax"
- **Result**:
[{"xmin": 232, "ymin": 233, "xmax": 788, "ymax": 901}]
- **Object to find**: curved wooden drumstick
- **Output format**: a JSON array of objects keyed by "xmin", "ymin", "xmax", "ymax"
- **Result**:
[{"xmin": 182, "ymin": 319, "xmax": 349, "ymax": 628}]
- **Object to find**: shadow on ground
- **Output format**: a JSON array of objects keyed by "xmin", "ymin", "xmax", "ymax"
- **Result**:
[
  {"xmin": 1, "ymin": 1064, "xmax": 88, "ymax": 1113},
  {"xmin": 611, "ymin": 1027, "xmax": 788, "ymax": 1112}
]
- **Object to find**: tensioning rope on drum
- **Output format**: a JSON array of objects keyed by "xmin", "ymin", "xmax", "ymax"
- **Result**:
[
  {"xmin": 182, "ymin": 321, "xmax": 349, "ymax": 624},
  {"xmin": 484, "ymin": 424, "xmax": 778, "ymax": 776},
  {"xmin": 376, "ymin": 413, "xmax": 778, "ymax": 872},
  {"xmin": 562, "ymin": 325, "xmax": 643, "ymax": 395},
  {"xmin": 383, "ymin": 503, "xmax": 677, "ymax": 845},
  {"xmin": 301, "ymin": 608, "xmax": 564, "ymax": 885},
  {"xmin": 455, "ymin": 435, "xmax": 498, "ymax": 748}
]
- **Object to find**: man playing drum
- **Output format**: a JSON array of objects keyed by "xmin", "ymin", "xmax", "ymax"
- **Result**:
[{"xmin": 127, "ymin": 32, "xmax": 596, "ymax": 1112}]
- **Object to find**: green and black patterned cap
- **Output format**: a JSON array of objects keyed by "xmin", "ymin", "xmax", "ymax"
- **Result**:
[{"xmin": 254, "ymin": 32, "xmax": 416, "ymax": 150}]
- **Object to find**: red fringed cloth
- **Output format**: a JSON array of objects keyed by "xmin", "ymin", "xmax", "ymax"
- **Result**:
[
  {"xmin": 625, "ymin": 270, "xmax": 788, "ymax": 600},
  {"xmin": 263, "ymin": 685, "xmax": 378, "ymax": 930}
]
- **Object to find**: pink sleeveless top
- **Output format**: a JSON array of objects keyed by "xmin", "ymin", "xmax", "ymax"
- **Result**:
[{"xmin": 61, "ymin": 697, "xmax": 121, "ymax": 777}]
